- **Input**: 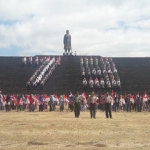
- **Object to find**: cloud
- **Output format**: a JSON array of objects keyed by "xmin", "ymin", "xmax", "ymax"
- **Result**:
[{"xmin": 0, "ymin": 0, "xmax": 150, "ymax": 57}]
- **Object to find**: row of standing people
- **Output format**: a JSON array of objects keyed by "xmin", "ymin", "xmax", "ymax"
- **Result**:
[{"xmin": 0, "ymin": 91, "xmax": 112, "ymax": 119}]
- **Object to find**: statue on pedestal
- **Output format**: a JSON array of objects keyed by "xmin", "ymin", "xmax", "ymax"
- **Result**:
[{"xmin": 63, "ymin": 30, "xmax": 71, "ymax": 55}]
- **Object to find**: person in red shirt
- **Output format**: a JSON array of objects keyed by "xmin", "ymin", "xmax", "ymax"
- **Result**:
[{"xmin": 29, "ymin": 94, "xmax": 35, "ymax": 112}]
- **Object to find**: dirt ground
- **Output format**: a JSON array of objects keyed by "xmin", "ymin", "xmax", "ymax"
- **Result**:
[{"xmin": 0, "ymin": 107, "xmax": 150, "ymax": 150}]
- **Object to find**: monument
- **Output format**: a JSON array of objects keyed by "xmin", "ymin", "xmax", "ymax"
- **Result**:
[{"xmin": 63, "ymin": 30, "xmax": 71, "ymax": 55}]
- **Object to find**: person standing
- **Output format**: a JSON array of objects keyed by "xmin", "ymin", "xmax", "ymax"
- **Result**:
[
  {"xmin": 69, "ymin": 93, "xmax": 74, "ymax": 112},
  {"xmin": 104, "ymin": 92, "xmax": 113, "ymax": 119},
  {"xmin": 125, "ymin": 94, "xmax": 131, "ymax": 112},
  {"xmin": 88, "ymin": 92, "xmax": 97, "ymax": 118},
  {"xmin": 16, "ymin": 95, "xmax": 22, "ymax": 112},
  {"xmin": 39, "ymin": 95, "xmax": 44, "ymax": 112},
  {"xmin": 49, "ymin": 95, "xmax": 54, "ymax": 111},
  {"xmin": 114, "ymin": 94, "xmax": 119, "ymax": 112},
  {"xmin": 59, "ymin": 95, "xmax": 64, "ymax": 112},
  {"xmin": 73, "ymin": 92, "xmax": 81, "ymax": 118},
  {"xmin": 29, "ymin": 94, "xmax": 34, "ymax": 112},
  {"xmin": 147, "ymin": 95, "xmax": 150, "ymax": 112},
  {"xmin": 5, "ymin": 94, "xmax": 10, "ymax": 112},
  {"xmin": 0, "ymin": 91, "xmax": 3, "ymax": 111},
  {"xmin": 137, "ymin": 95, "xmax": 142, "ymax": 112}
]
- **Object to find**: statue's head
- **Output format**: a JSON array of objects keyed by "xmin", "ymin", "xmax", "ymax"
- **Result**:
[{"xmin": 66, "ymin": 30, "xmax": 69, "ymax": 34}]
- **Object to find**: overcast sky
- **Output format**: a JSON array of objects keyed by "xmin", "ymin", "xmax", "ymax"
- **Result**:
[{"xmin": 0, "ymin": 0, "xmax": 150, "ymax": 57}]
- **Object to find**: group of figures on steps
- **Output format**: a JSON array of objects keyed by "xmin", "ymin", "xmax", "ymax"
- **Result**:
[
  {"xmin": 26, "ymin": 56, "xmax": 61, "ymax": 89},
  {"xmin": 81, "ymin": 56, "xmax": 121, "ymax": 90}
]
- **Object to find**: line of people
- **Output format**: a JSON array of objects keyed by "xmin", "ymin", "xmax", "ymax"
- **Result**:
[
  {"xmin": 22, "ymin": 56, "xmax": 44, "ymax": 66},
  {"xmin": 0, "ymin": 90, "xmax": 150, "ymax": 118},
  {"xmin": 80, "ymin": 56, "xmax": 121, "ymax": 89},
  {"xmin": 0, "ymin": 91, "xmax": 113, "ymax": 119},
  {"xmin": 26, "ymin": 56, "xmax": 61, "ymax": 89}
]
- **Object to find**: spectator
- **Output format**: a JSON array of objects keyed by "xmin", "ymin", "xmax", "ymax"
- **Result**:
[
  {"xmin": 0, "ymin": 91, "xmax": 3, "ymax": 111},
  {"xmin": 59, "ymin": 95, "xmax": 64, "ymax": 112},
  {"xmin": 88, "ymin": 92, "xmax": 97, "ymax": 118},
  {"xmin": 104, "ymin": 92, "xmax": 113, "ymax": 119},
  {"xmin": 73, "ymin": 92, "xmax": 81, "ymax": 118}
]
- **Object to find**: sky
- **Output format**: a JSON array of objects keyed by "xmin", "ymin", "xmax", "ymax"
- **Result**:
[{"xmin": 0, "ymin": 0, "xmax": 150, "ymax": 57}]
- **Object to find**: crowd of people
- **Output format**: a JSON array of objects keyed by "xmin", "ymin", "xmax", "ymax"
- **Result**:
[
  {"xmin": 81, "ymin": 56, "xmax": 121, "ymax": 89},
  {"xmin": 0, "ymin": 90, "xmax": 150, "ymax": 119},
  {"xmin": 26, "ymin": 56, "xmax": 61, "ymax": 89}
]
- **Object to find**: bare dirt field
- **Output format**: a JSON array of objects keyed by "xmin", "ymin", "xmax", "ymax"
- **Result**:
[{"xmin": 0, "ymin": 108, "xmax": 150, "ymax": 150}]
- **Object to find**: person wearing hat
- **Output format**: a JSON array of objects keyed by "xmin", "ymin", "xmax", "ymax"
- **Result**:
[
  {"xmin": 73, "ymin": 92, "xmax": 81, "ymax": 118},
  {"xmin": 88, "ymin": 92, "xmax": 97, "ymax": 118},
  {"xmin": 104, "ymin": 92, "xmax": 113, "ymax": 118}
]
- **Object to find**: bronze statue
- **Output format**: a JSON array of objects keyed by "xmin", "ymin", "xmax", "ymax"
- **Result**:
[{"xmin": 63, "ymin": 30, "xmax": 71, "ymax": 55}]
